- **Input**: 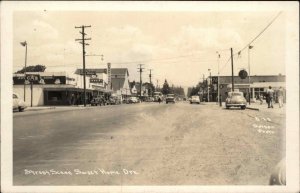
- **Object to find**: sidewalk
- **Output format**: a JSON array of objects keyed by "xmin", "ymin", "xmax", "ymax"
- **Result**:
[
  {"xmin": 25, "ymin": 105, "xmax": 94, "ymax": 111},
  {"xmin": 246, "ymin": 102, "xmax": 286, "ymax": 112},
  {"xmin": 202, "ymin": 101, "xmax": 285, "ymax": 112}
]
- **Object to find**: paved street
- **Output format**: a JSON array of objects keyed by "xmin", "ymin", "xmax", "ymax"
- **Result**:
[{"xmin": 13, "ymin": 102, "xmax": 285, "ymax": 185}]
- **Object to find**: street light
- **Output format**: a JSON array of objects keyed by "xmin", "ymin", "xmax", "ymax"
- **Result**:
[
  {"xmin": 20, "ymin": 41, "xmax": 27, "ymax": 101},
  {"xmin": 248, "ymin": 45, "xmax": 253, "ymax": 105}
]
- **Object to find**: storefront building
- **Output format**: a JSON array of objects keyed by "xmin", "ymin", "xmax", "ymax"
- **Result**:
[
  {"xmin": 75, "ymin": 67, "xmax": 131, "ymax": 100},
  {"xmin": 13, "ymin": 72, "xmax": 96, "ymax": 106},
  {"xmin": 209, "ymin": 75, "xmax": 285, "ymax": 102}
]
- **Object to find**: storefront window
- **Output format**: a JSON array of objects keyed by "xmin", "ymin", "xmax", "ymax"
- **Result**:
[
  {"xmin": 48, "ymin": 91, "xmax": 62, "ymax": 101},
  {"xmin": 254, "ymin": 87, "xmax": 266, "ymax": 99}
]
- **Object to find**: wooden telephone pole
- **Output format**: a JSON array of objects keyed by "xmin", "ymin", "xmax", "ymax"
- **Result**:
[{"xmin": 75, "ymin": 25, "xmax": 91, "ymax": 107}]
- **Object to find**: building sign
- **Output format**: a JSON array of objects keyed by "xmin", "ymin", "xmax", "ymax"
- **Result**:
[
  {"xmin": 90, "ymin": 78, "xmax": 103, "ymax": 84},
  {"xmin": 13, "ymin": 74, "xmax": 66, "ymax": 85},
  {"xmin": 77, "ymin": 69, "xmax": 96, "ymax": 76},
  {"xmin": 239, "ymin": 70, "xmax": 248, "ymax": 79},
  {"xmin": 25, "ymin": 74, "xmax": 40, "ymax": 84}
]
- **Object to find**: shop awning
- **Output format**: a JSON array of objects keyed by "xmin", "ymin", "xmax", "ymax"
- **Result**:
[
  {"xmin": 227, "ymin": 84, "xmax": 250, "ymax": 89},
  {"xmin": 43, "ymin": 87, "xmax": 94, "ymax": 92},
  {"xmin": 250, "ymin": 82, "xmax": 285, "ymax": 88}
]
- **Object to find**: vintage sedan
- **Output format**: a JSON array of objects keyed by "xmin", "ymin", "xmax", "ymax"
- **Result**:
[
  {"xmin": 225, "ymin": 91, "xmax": 247, "ymax": 110},
  {"xmin": 128, "ymin": 97, "xmax": 139, "ymax": 104},
  {"xmin": 165, "ymin": 94, "xmax": 175, "ymax": 104},
  {"xmin": 91, "ymin": 97, "xmax": 106, "ymax": 106},
  {"xmin": 13, "ymin": 93, "xmax": 27, "ymax": 112},
  {"xmin": 190, "ymin": 95, "xmax": 200, "ymax": 104}
]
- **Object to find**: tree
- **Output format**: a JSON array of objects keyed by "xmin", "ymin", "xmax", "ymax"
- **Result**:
[
  {"xmin": 161, "ymin": 79, "xmax": 170, "ymax": 95},
  {"xmin": 16, "ymin": 64, "xmax": 46, "ymax": 74}
]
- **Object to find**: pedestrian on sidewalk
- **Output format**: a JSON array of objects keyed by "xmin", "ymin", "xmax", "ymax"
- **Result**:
[
  {"xmin": 258, "ymin": 94, "xmax": 263, "ymax": 105},
  {"xmin": 278, "ymin": 86, "xmax": 284, "ymax": 108},
  {"xmin": 266, "ymin": 86, "xmax": 274, "ymax": 108},
  {"xmin": 70, "ymin": 93, "xmax": 75, "ymax": 105}
]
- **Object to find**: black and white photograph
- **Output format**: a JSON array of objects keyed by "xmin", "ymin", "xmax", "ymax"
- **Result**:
[{"xmin": 1, "ymin": 1, "xmax": 299, "ymax": 193}]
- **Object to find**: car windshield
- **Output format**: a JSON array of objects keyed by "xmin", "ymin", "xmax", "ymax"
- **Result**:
[{"xmin": 229, "ymin": 92, "xmax": 243, "ymax": 97}]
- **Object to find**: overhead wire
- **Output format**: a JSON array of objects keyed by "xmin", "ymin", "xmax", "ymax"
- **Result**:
[
  {"xmin": 235, "ymin": 11, "xmax": 282, "ymax": 55},
  {"xmin": 217, "ymin": 11, "xmax": 282, "ymax": 75}
]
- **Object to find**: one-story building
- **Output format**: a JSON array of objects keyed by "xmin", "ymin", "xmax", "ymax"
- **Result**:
[
  {"xmin": 209, "ymin": 75, "xmax": 286, "ymax": 102},
  {"xmin": 13, "ymin": 72, "xmax": 111, "ymax": 106}
]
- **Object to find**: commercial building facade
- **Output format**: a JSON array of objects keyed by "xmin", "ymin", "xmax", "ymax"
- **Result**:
[
  {"xmin": 208, "ymin": 75, "xmax": 286, "ymax": 102},
  {"xmin": 13, "ymin": 71, "xmax": 107, "ymax": 106}
]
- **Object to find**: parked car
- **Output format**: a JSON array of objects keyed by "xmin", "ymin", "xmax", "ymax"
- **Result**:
[
  {"xmin": 91, "ymin": 97, "xmax": 106, "ymax": 106},
  {"xmin": 225, "ymin": 91, "xmax": 247, "ymax": 109},
  {"xmin": 128, "ymin": 97, "xmax": 139, "ymax": 104},
  {"xmin": 147, "ymin": 97, "xmax": 155, "ymax": 102},
  {"xmin": 107, "ymin": 97, "xmax": 121, "ymax": 105},
  {"xmin": 190, "ymin": 95, "xmax": 200, "ymax": 104},
  {"xmin": 165, "ymin": 94, "xmax": 175, "ymax": 104},
  {"xmin": 13, "ymin": 93, "xmax": 27, "ymax": 112}
]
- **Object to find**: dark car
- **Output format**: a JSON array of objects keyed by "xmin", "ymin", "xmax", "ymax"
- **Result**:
[
  {"xmin": 165, "ymin": 94, "xmax": 175, "ymax": 104},
  {"xmin": 91, "ymin": 97, "xmax": 106, "ymax": 106},
  {"xmin": 107, "ymin": 97, "xmax": 121, "ymax": 105}
]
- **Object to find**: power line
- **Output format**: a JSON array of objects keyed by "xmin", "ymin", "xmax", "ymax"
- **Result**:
[
  {"xmin": 236, "ymin": 11, "xmax": 282, "ymax": 55},
  {"xmin": 110, "ymin": 48, "xmax": 230, "ymax": 64}
]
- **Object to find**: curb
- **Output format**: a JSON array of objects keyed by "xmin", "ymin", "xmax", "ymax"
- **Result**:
[
  {"xmin": 246, "ymin": 107, "xmax": 260, "ymax": 111},
  {"xmin": 26, "ymin": 107, "xmax": 56, "ymax": 111}
]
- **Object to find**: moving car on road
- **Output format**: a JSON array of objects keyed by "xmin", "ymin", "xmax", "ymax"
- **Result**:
[
  {"xmin": 190, "ymin": 95, "xmax": 200, "ymax": 104},
  {"xmin": 13, "ymin": 93, "xmax": 27, "ymax": 112},
  {"xmin": 225, "ymin": 91, "xmax": 247, "ymax": 110},
  {"xmin": 165, "ymin": 94, "xmax": 175, "ymax": 104}
]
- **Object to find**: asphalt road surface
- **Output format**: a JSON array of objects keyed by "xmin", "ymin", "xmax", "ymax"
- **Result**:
[{"xmin": 13, "ymin": 102, "xmax": 286, "ymax": 185}]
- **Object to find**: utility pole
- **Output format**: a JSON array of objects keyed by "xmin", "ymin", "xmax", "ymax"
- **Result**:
[
  {"xmin": 149, "ymin": 69, "xmax": 153, "ymax": 97},
  {"xmin": 149, "ymin": 69, "xmax": 153, "ymax": 84},
  {"xmin": 20, "ymin": 41, "xmax": 27, "ymax": 101},
  {"xmin": 217, "ymin": 52, "xmax": 220, "ymax": 106},
  {"xmin": 248, "ymin": 45, "xmax": 253, "ymax": 105},
  {"xmin": 207, "ymin": 69, "xmax": 211, "ymax": 102},
  {"xmin": 202, "ymin": 74, "xmax": 205, "ymax": 100},
  {"xmin": 137, "ymin": 64, "xmax": 145, "ymax": 99},
  {"xmin": 230, "ymin": 48, "xmax": 234, "ymax": 92},
  {"xmin": 75, "ymin": 25, "xmax": 91, "ymax": 107}
]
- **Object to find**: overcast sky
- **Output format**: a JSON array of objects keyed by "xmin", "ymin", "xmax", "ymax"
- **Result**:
[{"xmin": 13, "ymin": 7, "xmax": 289, "ymax": 88}]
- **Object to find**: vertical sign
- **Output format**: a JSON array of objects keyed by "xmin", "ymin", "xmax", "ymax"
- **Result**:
[{"xmin": 107, "ymin": 63, "xmax": 111, "ymax": 90}]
